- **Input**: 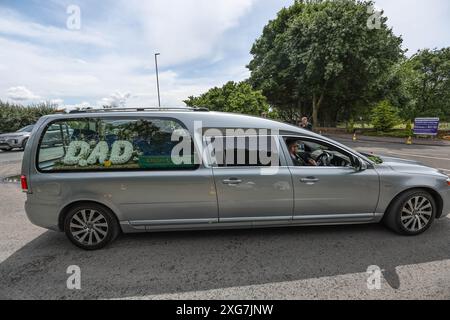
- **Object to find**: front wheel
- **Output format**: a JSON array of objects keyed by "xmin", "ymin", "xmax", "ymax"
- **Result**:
[
  {"xmin": 384, "ymin": 190, "xmax": 436, "ymax": 236},
  {"xmin": 64, "ymin": 204, "xmax": 120, "ymax": 250}
]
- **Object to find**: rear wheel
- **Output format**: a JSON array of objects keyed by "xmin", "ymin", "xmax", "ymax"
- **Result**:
[
  {"xmin": 384, "ymin": 190, "xmax": 436, "ymax": 235},
  {"xmin": 64, "ymin": 204, "xmax": 120, "ymax": 250}
]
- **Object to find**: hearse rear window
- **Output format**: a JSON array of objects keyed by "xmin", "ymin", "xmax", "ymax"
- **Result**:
[{"xmin": 37, "ymin": 118, "xmax": 198, "ymax": 172}]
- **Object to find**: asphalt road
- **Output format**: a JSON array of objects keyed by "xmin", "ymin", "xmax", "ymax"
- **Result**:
[
  {"xmin": 0, "ymin": 150, "xmax": 23, "ymax": 164},
  {"xmin": 0, "ymin": 142, "xmax": 449, "ymax": 300}
]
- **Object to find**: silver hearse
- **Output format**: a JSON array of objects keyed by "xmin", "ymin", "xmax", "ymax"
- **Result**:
[{"xmin": 21, "ymin": 108, "xmax": 450, "ymax": 250}]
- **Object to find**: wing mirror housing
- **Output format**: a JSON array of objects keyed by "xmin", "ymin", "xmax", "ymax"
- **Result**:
[{"xmin": 353, "ymin": 157, "xmax": 368, "ymax": 172}]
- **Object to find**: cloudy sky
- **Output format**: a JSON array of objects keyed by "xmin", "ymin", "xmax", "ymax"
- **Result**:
[{"xmin": 0, "ymin": 0, "xmax": 449, "ymax": 109}]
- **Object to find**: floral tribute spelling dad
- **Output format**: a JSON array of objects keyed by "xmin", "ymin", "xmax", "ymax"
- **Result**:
[
  {"xmin": 45, "ymin": 119, "xmax": 195, "ymax": 171},
  {"xmin": 63, "ymin": 140, "xmax": 134, "ymax": 168}
]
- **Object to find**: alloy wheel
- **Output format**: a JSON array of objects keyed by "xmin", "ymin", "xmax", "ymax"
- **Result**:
[
  {"xmin": 400, "ymin": 196, "xmax": 433, "ymax": 232},
  {"xmin": 69, "ymin": 209, "xmax": 109, "ymax": 246}
]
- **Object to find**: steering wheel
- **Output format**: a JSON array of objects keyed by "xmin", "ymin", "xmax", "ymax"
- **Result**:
[{"xmin": 316, "ymin": 151, "xmax": 333, "ymax": 167}]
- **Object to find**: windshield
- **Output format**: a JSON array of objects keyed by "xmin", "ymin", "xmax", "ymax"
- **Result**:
[
  {"xmin": 317, "ymin": 136, "xmax": 376, "ymax": 165},
  {"xmin": 17, "ymin": 125, "xmax": 34, "ymax": 133}
]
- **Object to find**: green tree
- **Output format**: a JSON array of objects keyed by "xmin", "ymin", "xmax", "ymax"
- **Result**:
[
  {"xmin": 248, "ymin": 0, "xmax": 404, "ymax": 126},
  {"xmin": 371, "ymin": 100, "xmax": 399, "ymax": 132},
  {"xmin": 399, "ymin": 48, "xmax": 450, "ymax": 121},
  {"xmin": 184, "ymin": 81, "xmax": 270, "ymax": 116},
  {"xmin": 375, "ymin": 58, "xmax": 415, "ymax": 121}
]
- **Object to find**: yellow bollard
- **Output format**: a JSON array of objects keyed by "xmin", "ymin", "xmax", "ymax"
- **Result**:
[
  {"xmin": 406, "ymin": 136, "xmax": 413, "ymax": 145},
  {"xmin": 353, "ymin": 132, "xmax": 357, "ymax": 141}
]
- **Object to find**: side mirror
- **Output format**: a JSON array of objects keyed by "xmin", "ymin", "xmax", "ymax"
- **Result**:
[{"xmin": 354, "ymin": 157, "xmax": 367, "ymax": 172}]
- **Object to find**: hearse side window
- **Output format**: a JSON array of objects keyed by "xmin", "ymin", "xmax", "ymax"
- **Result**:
[
  {"xmin": 283, "ymin": 137, "xmax": 355, "ymax": 167},
  {"xmin": 37, "ymin": 118, "xmax": 198, "ymax": 172},
  {"xmin": 208, "ymin": 135, "xmax": 281, "ymax": 168}
]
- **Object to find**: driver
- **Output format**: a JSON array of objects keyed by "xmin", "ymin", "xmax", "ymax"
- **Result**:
[{"xmin": 286, "ymin": 140, "xmax": 317, "ymax": 166}]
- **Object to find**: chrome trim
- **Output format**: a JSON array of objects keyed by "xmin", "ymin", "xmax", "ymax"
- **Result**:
[
  {"xmin": 220, "ymin": 216, "xmax": 293, "ymax": 223},
  {"xmin": 294, "ymin": 213, "xmax": 374, "ymax": 221},
  {"xmin": 130, "ymin": 214, "xmax": 376, "ymax": 227},
  {"xmin": 130, "ymin": 218, "xmax": 218, "ymax": 226}
]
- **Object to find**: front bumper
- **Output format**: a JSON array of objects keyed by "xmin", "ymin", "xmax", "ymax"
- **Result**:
[{"xmin": 0, "ymin": 137, "xmax": 23, "ymax": 148}]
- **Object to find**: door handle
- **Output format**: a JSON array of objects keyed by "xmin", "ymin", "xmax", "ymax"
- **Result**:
[
  {"xmin": 223, "ymin": 178, "xmax": 243, "ymax": 185},
  {"xmin": 300, "ymin": 177, "xmax": 319, "ymax": 183}
]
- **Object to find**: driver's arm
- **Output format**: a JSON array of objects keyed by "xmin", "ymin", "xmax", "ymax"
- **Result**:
[
  {"xmin": 298, "ymin": 152, "xmax": 317, "ymax": 166},
  {"xmin": 308, "ymin": 158, "xmax": 317, "ymax": 166}
]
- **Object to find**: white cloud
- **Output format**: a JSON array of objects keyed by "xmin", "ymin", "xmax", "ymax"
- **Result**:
[
  {"xmin": 0, "ymin": 9, "xmax": 112, "ymax": 47},
  {"xmin": 117, "ymin": 0, "xmax": 256, "ymax": 64},
  {"xmin": 50, "ymin": 99, "xmax": 64, "ymax": 105},
  {"xmin": 375, "ymin": 0, "xmax": 450, "ymax": 55},
  {"xmin": 0, "ymin": 0, "xmax": 257, "ymax": 107},
  {"xmin": 6, "ymin": 86, "xmax": 40, "ymax": 101},
  {"xmin": 99, "ymin": 92, "xmax": 132, "ymax": 108},
  {"xmin": 63, "ymin": 102, "xmax": 96, "ymax": 112},
  {"xmin": 0, "ymin": 34, "xmax": 248, "ymax": 108},
  {"xmin": 1, "ymin": 0, "xmax": 448, "ymax": 109}
]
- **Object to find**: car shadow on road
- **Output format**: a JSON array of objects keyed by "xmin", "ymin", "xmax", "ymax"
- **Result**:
[{"xmin": 0, "ymin": 218, "xmax": 449, "ymax": 299}]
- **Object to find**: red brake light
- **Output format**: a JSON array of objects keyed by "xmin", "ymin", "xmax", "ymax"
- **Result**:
[
  {"xmin": 447, "ymin": 179, "xmax": 450, "ymax": 187},
  {"xmin": 20, "ymin": 175, "xmax": 28, "ymax": 192}
]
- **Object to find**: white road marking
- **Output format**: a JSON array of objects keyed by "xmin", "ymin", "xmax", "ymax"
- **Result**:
[
  {"xmin": 357, "ymin": 149, "xmax": 450, "ymax": 161},
  {"xmin": 117, "ymin": 260, "xmax": 450, "ymax": 300},
  {"xmin": 385, "ymin": 151, "xmax": 450, "ymax": 161}
]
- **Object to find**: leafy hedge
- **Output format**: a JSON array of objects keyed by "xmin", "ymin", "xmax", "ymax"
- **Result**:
[{"xmin": 0, "ymin": 101, "xmax": 57, "ymax": 134}]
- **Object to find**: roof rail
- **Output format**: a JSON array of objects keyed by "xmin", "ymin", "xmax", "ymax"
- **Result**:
[{"xmin": 68, "ymin": 107, "xmax": 209, "ymax": 114}]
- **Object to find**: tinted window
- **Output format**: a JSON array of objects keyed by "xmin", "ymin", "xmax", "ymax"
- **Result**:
[
  {"xmin": 208, "ymin": 136, "xmax": 280, "ymax": 167},
  {"xmin": 284, "ymin": 137, "xmax": 354, "ymax": 167},
  {"xmin": 37, "ymin": 118, "xmax": 197, "ymax": 172}
]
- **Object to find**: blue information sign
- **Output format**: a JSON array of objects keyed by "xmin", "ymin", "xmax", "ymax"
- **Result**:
[{"xmin": 413, "ymin": 118, "xmax": 440, "ymax": 136}]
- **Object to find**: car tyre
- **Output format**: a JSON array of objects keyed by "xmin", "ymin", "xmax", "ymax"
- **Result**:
[
  {"xmin": 383, "ymin": 189, "xmax": 436, "ymax": 236},
  {"xmin": 64, "ymin": 203, "xmax": 120, "ymax": 250}
]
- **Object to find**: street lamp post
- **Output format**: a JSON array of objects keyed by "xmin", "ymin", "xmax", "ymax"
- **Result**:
[{"xmin": 154, "ymin": 53, "xmax": 161, "ymax": 108}]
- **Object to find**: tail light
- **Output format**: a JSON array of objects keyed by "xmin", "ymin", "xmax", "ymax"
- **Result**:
[
  {"xmin": 447, "ymin": 179, "xmax": 450, "ymax": 187},
  {"xmin": 20, "ymin": 175, "xmax": 29, "ymax": 193}
]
